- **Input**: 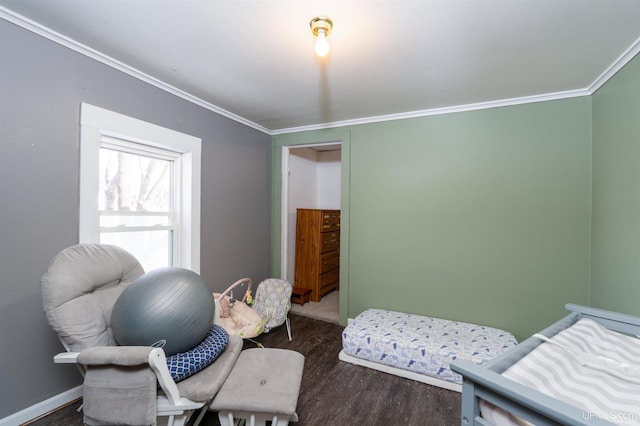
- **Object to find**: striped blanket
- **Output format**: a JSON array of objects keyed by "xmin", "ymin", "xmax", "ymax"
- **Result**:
[{"xmin": 489, "ymin": 318, "xmax": 640, "ymax": 425}]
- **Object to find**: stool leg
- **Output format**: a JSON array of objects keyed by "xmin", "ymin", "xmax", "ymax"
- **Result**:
[
  {"xmin": 273, "ymin": 417, "xmax": 289, "ymax": 426},
  {"xmin": 286, "ymin": 317, "xmax": 292, "ymax": 342},
  {"xmin": 217, "ymin": 412, "xmax": 234, "ymax": 426}
]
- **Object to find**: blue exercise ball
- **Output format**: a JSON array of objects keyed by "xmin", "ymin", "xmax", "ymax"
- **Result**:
[{"xmin": 111, "ymin": 267, "xmax": 214, "ymax": 356}]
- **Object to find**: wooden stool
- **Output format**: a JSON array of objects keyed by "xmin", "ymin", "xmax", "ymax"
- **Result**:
[
  {"xmin": 291, "ymin": 287, "xmax": 312, "ymax": 306},
  {"xmin": 210, "ymin": 348, "xmax": 305, "ymax": 426}
]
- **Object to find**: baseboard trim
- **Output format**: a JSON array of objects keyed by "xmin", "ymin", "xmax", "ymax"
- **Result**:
[
  {"xmin": 338, "ymin": 350, "xmax": 462, "ymax": 393},
  {"xmin": 0, "ymin": 385, "xmax": 82, "ymax": 426}
]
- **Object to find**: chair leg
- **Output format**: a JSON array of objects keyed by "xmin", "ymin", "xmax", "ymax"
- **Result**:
[
  {"xmin": 286, "ymin": 317, "xmax": 292, "ymax": 342},
  {"xmin": 191, "ymin": 404, "xmax": 209, "ymax": 426}
]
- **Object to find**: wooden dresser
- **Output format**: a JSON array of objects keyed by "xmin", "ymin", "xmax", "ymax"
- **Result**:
[{"xmin": 294, "ymin": 208, "xmax": 340, "ymax": 302}]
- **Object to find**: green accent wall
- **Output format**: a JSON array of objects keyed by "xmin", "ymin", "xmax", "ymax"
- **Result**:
[
  {"xmin": 275, "ymin": 98, "xmax": 592, "ymax": 340},
  {"xmin": 591, "ymin": 54, "xmax": 640, "ymax": 315}
]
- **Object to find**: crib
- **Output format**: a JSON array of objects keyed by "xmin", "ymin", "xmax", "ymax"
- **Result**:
[{"xmin": 450, "ymin": 304, "xmax": 640, "ymax": 426}]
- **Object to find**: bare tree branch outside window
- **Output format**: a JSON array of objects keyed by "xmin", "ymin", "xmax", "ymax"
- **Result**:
[{"xmin": 99, "ymin": 149, "xmax": 170, "ymax": 212}]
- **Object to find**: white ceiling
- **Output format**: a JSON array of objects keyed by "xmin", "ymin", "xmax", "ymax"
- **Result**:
[{"xmin": 2, "ymin": 1, "xmax": 640, "ymax": 134}]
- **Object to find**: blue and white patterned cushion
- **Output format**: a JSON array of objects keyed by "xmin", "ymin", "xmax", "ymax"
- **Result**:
[
  {"xmin": 166, "ymin": 324, "xmax": 229, "ymax": 382},
  {"xmin": 342, "ymin": 309, "xmax": 518, "ymax": 384}
]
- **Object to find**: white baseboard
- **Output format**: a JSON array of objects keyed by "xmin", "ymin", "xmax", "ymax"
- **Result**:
[
  {"xmin": 0, "ymin": 385, "xmax": 82, "ymax": 426},
  {"xmin": 338, "ymin": 350, "xmax": 462, "ymax": 393}
]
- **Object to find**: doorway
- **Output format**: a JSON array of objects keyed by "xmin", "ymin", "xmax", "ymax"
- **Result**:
[
  {"xmin": 281, "ymin": 142, "xmax": 342, "ymax": 321},
  {"xmin": 283, "ymin": 143, "xmax": 341, "ymax": 282}
]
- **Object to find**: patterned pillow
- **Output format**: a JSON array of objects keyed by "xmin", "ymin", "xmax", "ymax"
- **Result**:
[{"xmin": 166, "ymin": 324, "xmax": 228, "ymax": 382}]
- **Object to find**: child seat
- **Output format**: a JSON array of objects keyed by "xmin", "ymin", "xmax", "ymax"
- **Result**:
[
  {"xmin": 253, "ymin": 279, "xmax": 293, "ymax": 341},
  {"xmin": 214, "ymin": 278, "xmax": 266, "ymax": 339}
]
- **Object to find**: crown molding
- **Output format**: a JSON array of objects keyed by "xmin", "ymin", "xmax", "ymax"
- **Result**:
[
  {"xmin": 272, "ymin": 89, "xmax": 590, "ymax": 135},
  {"xmin": 274, "ymin": 37, "xmax": 640, "ymax": 134},
  {"xmin": 3, "ymin": 6, "xmax": 639, "ymax": 136},
  {"xmin": 588, "ymin": 34, "xmax": 640, "ymax": 93},
  {"xmin": 0, "ymin": 8, "xmax": 272, "ymax": 135}
]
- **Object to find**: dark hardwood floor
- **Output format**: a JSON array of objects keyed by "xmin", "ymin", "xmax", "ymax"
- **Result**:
[{"xmin": 27, "ymin": 314, "xmax": 461, "ymax": 425}]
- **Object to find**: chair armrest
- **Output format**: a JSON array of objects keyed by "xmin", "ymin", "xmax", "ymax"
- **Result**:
[
  {"xmin": 55, "ymin": 346, "xmax": 184, "ymax": 406},
  {"xmin": 56, "ymin": 347, "xmax": 155, "ymax": 365},
  {"xmin": 77, "ymin": 346, "xmax": 154, "ymax": 366},
  {"xmin": 54, "ymin": 352, "xmax": 80, "ymax": 363},
  {"xmin": 147, "ymin": 347, "xmax": 182, "ymax": 406}
]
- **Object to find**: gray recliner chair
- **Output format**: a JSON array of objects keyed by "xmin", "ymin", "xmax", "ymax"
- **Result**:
[{"xmin": 41, "ymin": 243, "xmax": 243, "ymax": 426}]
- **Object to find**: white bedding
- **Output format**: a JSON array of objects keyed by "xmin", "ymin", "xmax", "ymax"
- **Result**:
[
  {"xmin": 341, "ymin": 309, "xmax": 518, "ymax": 388},
  {"xmin": 485, "ymin": 318, "xmax": 640, "ymax": 425}
]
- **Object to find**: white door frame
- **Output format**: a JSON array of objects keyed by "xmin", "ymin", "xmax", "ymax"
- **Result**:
[{"xmin": 281, "ymin": 142, "xmax": 342, "ymax": 283}]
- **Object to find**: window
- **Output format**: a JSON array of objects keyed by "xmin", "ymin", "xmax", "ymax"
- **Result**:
[
  {"xmin": 98, "ymin": 138, "xmax": 179, "ymax": 270},
  {"xmin": 80, "ymin": 103, "xmax": 201, "ymax": 272}
]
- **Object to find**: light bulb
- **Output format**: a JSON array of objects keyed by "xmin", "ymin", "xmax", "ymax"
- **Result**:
[{"xmin": 315, "ymin": 28, "xmax": 330, "ymax": 56}]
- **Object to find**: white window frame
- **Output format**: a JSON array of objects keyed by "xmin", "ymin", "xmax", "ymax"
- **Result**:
[
  {"xmin": 99, "ymin": 137, "xmax": 181, "ymax": 267},
  {"xmin": 79, "ymin": 103, "xmax": 201, "ymax": 272}
]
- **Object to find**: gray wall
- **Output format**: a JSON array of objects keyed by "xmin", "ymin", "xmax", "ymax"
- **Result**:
[{"xmin": 0, "ymin": 19, "xmax": 271, "ymax": 418}]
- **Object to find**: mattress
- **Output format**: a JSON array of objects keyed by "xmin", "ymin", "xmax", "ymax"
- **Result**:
[
  {"xmin": 341, "ymin": 309, "xmax": 518, "ymax": 386},
  {"xmin": 485, "ymin": 317, "xmax": 640, "ymax": 425}
]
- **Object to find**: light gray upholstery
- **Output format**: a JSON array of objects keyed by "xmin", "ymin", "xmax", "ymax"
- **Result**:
[
  {"xmin": 78, "ymin": 346, "xmax": 154, "ymax": 366},
  {"xmin": 177, "ymin": 335, "xmax": 243, "ymax": 402},
  {"xmin": 41, "ymin": 243, "xmax": 144, "ymax": 352},
  {"xmin": 83, "ymin": 364, "xmax": 157, "ymax": 426},
  {"xmin": 210, "ymin": 348, "xmax": 305, "ymax": 417}
]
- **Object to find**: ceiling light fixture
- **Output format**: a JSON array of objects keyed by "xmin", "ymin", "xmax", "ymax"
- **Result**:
[{"xmin": 310, "ymin": 16, "xmax": 333, "ymax": 57}]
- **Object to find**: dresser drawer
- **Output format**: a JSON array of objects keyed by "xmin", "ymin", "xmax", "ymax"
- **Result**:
[
  {"xmin": 321, "ymin": 230, "xmax": 340, "ymax": 253},
  {"xmin": 321, "ymin": 210, "xmax": 340, "ymax": 232},
  {"xmin": 319, "ymin": 268, "xmax": 339, "ymax": 292},
  {"xmin": 320, "ymin": 250, "xmax": 340, "ymax": 274}
]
